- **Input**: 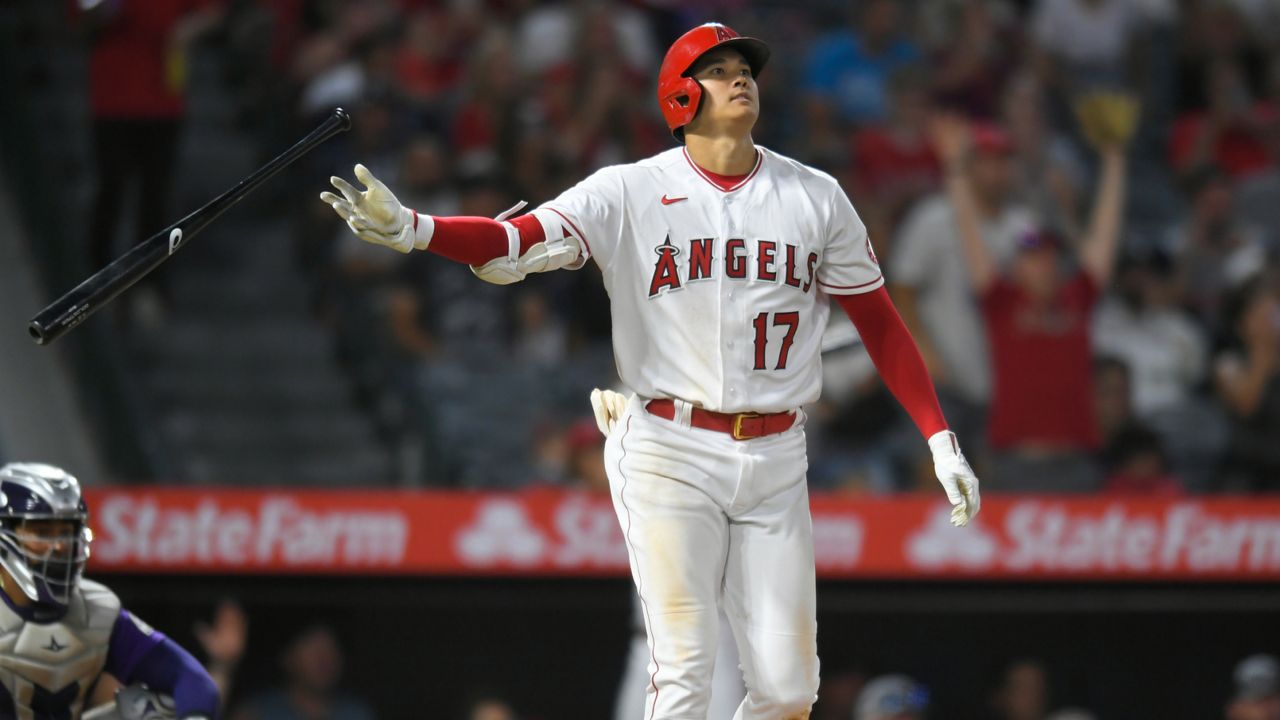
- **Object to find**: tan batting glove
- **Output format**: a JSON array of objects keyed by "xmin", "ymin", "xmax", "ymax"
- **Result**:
[
  {"xmin": 928, "ymin": 430, "xmax": 981, "ymax": 527},
  {"xmin": 320, "ymin": 164, "xmax": 433, "ymax": 253},
  {"xmin": 590, "ymin": 388, "xmax": 629, "ymax": 437}
]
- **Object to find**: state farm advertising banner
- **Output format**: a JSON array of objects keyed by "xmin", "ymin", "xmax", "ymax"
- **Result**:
[{"xmin": 80, "ymin": 488, "xmax": 1280, "ymax": 581}]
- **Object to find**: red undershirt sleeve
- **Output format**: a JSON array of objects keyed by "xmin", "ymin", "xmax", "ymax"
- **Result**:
[
  {"xmin": 835, "ymin": 286, "xmax": 948, "ymax": 438},
  {"xmin": 416, "ymin": 213, "xmax": 546, "ymax": 266}
]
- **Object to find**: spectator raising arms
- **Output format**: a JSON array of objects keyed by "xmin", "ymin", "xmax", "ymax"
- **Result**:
[
  {"xmin": 890, "ymin": 121, "xmax": 1033, "ymax": 469},
  {"xmin": 933, "ymin": 92, "xmax": 1136, "ymax": 492},
  {"xmin": 1214, "ymin": 277, "xmax": 1280, "ymax": 492}
]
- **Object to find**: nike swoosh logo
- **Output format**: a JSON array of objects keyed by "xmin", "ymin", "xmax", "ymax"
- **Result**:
[{"xmin": 660, "ymin": 195, "xmax": 687, "ymax": 205}]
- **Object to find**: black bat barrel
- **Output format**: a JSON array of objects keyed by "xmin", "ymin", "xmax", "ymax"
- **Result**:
[{"xmin": 29, "ymin": 107, "xmax": 351, "ymax": 345}]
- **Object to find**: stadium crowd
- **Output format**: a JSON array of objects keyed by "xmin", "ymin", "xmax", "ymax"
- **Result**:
[
  {"xmin": 16, "ymin": 0, "xmax": 1275, "ymax": 491},
  {"xmin": 227, "ymin": 0, "xmax": 1280, "ymax": 494}
]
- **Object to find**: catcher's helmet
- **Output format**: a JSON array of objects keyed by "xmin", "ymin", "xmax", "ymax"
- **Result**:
[
  {"xmin": 657, "ymin": 23, "xmax": 770, "ymax": 141},
  {"xmin": 0, "ymin": 463, "xmax": 91, "ymax": 615}
]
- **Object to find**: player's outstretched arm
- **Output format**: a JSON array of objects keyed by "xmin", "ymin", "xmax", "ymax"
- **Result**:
[{"xmin": 322, "ymin": 164, "xmax": 584, "ymax": 284}]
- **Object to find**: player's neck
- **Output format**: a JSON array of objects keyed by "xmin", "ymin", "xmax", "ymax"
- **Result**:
[{"xmin": 683, "ymin": 133, "xmax": 758, "ymax": 176}]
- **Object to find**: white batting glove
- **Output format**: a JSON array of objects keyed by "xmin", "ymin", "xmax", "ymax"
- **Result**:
[
  {"xmin": 319, "ymin": 164, "xmax": 433, "ymax": 253},
  {"xmin": 928, "ymin": 430, "xmax": 981, "ymax": 527},
  {"xmin": 590, "ymin": 388, "xmax": 629, "ymax": 437}
]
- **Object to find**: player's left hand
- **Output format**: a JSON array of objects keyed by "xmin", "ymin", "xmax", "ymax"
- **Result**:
[{"xmin": 927, "ymin": 430, "xmax": 981, "ymax": 527}]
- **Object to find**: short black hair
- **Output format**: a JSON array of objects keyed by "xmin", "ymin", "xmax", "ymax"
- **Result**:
[{"xmin": 685, "ymin": 47, "xmax": 752, "ymax": 78}]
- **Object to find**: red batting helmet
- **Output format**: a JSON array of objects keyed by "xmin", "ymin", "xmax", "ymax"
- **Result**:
[{"xmin": 657, "ymin": 23, "xmax": 770, "ymax": 141}]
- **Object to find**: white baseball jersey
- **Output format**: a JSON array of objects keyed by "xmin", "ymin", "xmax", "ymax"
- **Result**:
[
  {"xmin": 528, "ymin": 146, "xmax": 883, "ymax": 413},
  {"xmin": 0, "ymin": 579, "xmax": 119, "ymax": 719}
]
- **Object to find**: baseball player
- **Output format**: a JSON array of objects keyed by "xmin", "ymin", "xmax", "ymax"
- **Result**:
[
  {"xmin": 322, "ymin": 23, "xmax": 980, "ymax": 720},
  {"xmin": 0, "ymin": 462, "xmax": 219, "ymax": 720}
]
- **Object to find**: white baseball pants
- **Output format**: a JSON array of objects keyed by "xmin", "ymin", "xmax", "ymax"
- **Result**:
[{"xmin": 604, "ymin": 395, "xmax": 819, "ymax": 720}]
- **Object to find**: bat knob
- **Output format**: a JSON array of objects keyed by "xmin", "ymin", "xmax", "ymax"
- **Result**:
[{"xmin": 333, "ymin": 107, "xmax": 352, "ymax": 131}]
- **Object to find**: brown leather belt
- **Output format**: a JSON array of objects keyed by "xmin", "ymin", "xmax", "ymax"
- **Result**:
[{"xmin": 644, "ymin": 399, "xmax": 796, "ymax": 441}]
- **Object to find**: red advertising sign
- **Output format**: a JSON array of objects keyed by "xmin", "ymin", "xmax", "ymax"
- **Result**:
[{"xmin": 81, "ymin": 488, "xmax": 1280, "ymax": 581}]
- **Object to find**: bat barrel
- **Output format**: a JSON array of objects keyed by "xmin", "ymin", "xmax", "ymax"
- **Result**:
[
  {"xmin": 28, "ymin": 108, "xmax": 351, "ymax": 345},
  {"xmin": 28, "ymin": 236, "xmax": 172, "ymax": 344}
]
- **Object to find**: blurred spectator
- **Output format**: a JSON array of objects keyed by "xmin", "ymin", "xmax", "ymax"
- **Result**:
[
  {"xmin": 231, "ymin": 624, "xmax": 376, "ymax": 720},
  {"xmin": 1092, "ymin": 249, "xmax": 1208, "ymax": 417},
  {"xmin": 396, "ymin": 134, "xmax": 461, "ymax": 217},
  {"xmin": 802, "ymin": 0, "xmax": 920, "ymax": 159},
  {"xmin": 529, "ymin": 417, "xmax": 571, "ymax": 485},
  {"xmin": 1164, "ymin": 165, "xmax": 1269, "ymax": 333},
  {"xmin": 1169, "ymin": 58, "xmax": 1275, "ymax": 179},
  {"xmin": 563, "ymin": 418, "xmax": 607, "ymax": 492},
  {"xmin": 1101, "ymin": 423, "xmax": 1184, "ymax": 495},
  {"xmin": 411, "ymin": 175, "xmax": 516, "ymax": 355},
  {"xmin": 514, "ymin": 0, "xmax": 655, "ymax": 79},
  {"xmin": 452, "ymin": 29, "xmax": 525, "ymax": 178},
  {"xmin": 294, "ymin": 3, "xmax": 399, "ymax": 118},
  {"xmin": 1235, "ymin": 107, "xmax": 1280, "ymax": 247},
  {"xmin": 309, "ymin": 92, "xmax": 406, "ymax": 285},
  {"xmin": 986, "ymin": 658, "xmax": 1049, "ymax": 720},
  {"xmin": 1031, "ymin": 0, "xmax": 1146, "ymax": 112},
  {"xmin": 536, "ymin": 5, "xmax": 664, "ymax": 179},
  {"xmin": 1092, "ymin": 246, "xmax": 1226, "ymax": 483},
  {"xmin": 1175, "ymin": 0, "xmax": 1272, "ymax": 115},
  {"xmin": 935, "ymin": 93, "xmax": 1135, "ymax": 492},
  {"xmin": 854, "ymin": 674, "xmax": 929, "ymax": 720},
  {"xmin": 1093, "ymin": 355, "xmax": 1135, "ymax": 447},
  {"xmin": 513, "ymin": 289, "xmax": 568, "ymax": 368},
  {"xmin": 929, "ymin": 0, "xmax": 1019, "ymax": 120},
  {"xmin": 194, "ymin": 599, "xmax": 249, "ymax": 701},
  {"xmin": 79, "ymin": 0, "xmax": 225, "ymax": 304},
  {"xmin": 395, "ymin": 8, "xmax": 466, "ymax": 111},
  {"xmin": 1227, "ymin": 654, "xmax": 1280, "ymax": 720},
  {"xmin": 1001, "ymin": 72, "xmax": 1087, "ymax": 239},
  {"xmin": 848, "ymin": 66, "xmax": 941, "ymax": 242},
  {"xmin": 891, "ymin": 122, "xmax": 1032, "ymax": 469},
  {"xmin": 813, "ymin": 664, "xmax": 870, "ymax": 720},
  {"xmin": 332, "ymin": 132, "xmax": 459, "ymax": 293},
  {"xmin": 1213, "ymin": 277, "xmax": 1280, "ymax": 491}
]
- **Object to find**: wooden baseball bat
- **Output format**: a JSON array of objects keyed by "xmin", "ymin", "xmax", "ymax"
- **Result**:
[{"xmin": 28, "ymin": 107, "xmax": 352, "ymax": 345}]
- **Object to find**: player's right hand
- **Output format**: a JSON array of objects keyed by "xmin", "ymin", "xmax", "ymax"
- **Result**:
[{"xmin": 320, "ymin": 164, "xmax": 426, "ymax": 253}]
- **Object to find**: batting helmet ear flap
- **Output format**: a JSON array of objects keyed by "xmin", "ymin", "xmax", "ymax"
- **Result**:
[{"xmin": 658, "ymin": 77, "xmax": 704, "ymax": 142}]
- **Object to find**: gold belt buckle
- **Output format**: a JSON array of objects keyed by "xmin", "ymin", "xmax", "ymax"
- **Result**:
[{"xmin": 732, "ymin": 412, "xmax": 763, "ymax": 440}]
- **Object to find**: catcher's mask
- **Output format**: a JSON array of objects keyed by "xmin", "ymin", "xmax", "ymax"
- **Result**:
[{"xmin": 0, "ymin": 463, "xmax": 91, "ymax": 617}]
